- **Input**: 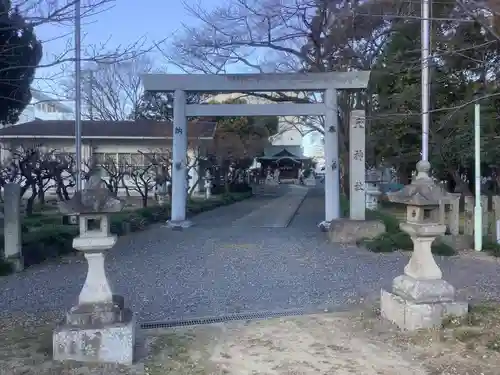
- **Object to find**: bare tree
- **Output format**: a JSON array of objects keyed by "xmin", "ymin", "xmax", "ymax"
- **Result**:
[
  {"xmin": 157, "ymin": 0, "xmax": 409, "ymax": 195},
  {"xmin": 87, "ymin": 156, "xmax": 127, "ymax": 195},
  {"xmin": 0, "ymin": 146, "xmax": 76, "ymax": 213},
  {"xmin": 127, "ymin": 164, "xmax": 156, "ymax": 208},
  {"xmin": 14, "ymin": 0, "xmax": 167, "ymax": 112},
  {"xmin": 62, "ymin": 56, "xmax": 156, "ymax": 120}
]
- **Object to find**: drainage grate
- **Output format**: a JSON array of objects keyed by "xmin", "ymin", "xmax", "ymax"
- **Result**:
[{"xmin": 140, "ymin": 308, "xmax": 307, "ymax": 330}]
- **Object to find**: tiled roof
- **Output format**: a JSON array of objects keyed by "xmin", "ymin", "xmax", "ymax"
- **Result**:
[{"xmin": 0, "ymin": 119, "xmax": 216, "ymax": 139}]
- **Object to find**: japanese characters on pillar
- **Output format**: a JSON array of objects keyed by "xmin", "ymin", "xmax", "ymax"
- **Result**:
[{"xmin": 349, "ymin": 110, "xmax": 366, "ymax": 220}]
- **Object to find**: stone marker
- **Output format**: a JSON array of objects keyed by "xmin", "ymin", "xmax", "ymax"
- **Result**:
[
  {"xmin": 53, "ymin": 170, "xmax": 135, "ymax": 365},
  {"xmin": 380, "ymin": 160, "xmax": 468, "ymax": 331},
  {"xmin": 3, "ymin": 183, "xmax": 23, "ymax": 271},
  {"xmin": 349, "ymin": 110, "xmax": 366, "ymax": 220}
]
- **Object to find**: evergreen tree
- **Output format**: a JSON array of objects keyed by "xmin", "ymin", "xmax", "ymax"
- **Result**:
[{"xmin": 0, "ymin": 1, "xmax": 42, "ymax": 124}]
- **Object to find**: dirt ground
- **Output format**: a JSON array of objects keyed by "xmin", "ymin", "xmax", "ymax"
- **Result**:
[{"xmin": 3, "ymin": 303, "xmax": 500, "ymax": 375}]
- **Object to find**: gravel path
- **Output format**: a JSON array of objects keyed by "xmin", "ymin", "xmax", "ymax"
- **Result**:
[{"xmin": 1, "ymin": 187, "xmax": 500, "ymax": 323}]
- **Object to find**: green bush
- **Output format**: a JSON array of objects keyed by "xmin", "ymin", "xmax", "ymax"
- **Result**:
[
  {"xmin": 340, "ymin": 195, "xmax": 349, "ymax": 218},
  {"xmin": 358, "ymin": 232, "xmax": 456, "ymax": 256},
  {"xmin": 359, "ymin": 208, "xmax": 457, "ymax": 256},
  {"xmin": 0, "ymin": 258, "xmax": 12, "ymax": 276},
  {"xmin": 431, "ymin": 241, "xmax": 457, "ymax": 256},
  {"xmin": 483, "ymin": 237, "xmax": 500, "ymax": 257},
  {"xmin": 22, "ymin": 225, "xmax": 78, "ymax": 267},
  {"xmin": 366, "ymin": 209, "xmax": 401, "ymax": 234}
]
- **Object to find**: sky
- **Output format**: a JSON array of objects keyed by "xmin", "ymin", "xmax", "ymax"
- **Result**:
[{"xmin": 33, "ymin": 0, "xmax": 220, "ymax": 96}]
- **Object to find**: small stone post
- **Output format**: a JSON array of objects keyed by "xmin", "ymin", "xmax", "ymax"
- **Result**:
[
  {"xmin": 464, "ymin": 196, "xmax": 474, "ymax": 236},
  {"xmin": 204, "ymin": 170, "xmax": 212, "ymax": 200},
  {"xmin": 155, "ymin": 166, "xmax": 169, "ymax": 206},
  {"xmin": 53, "ymin": 171, "xmax": 135, "ymax": 365},
  {"xmin": 438, "ymin": 194, "xmax": 460, "ymax": 236},
  {"xmin": 481, "ymin": 195, "xmax": 489, "ymax": 236},
  {"xmin": 380, "ymin": 161, "xmax": 468, "ymax": 331},
  {"xmin": 448, "ymin": 194, "xmax": 460, "ymax": 236},
  {"xmin": 3, "ymin": 183, "xmax": 23, "ymax": 271},
  {"xmin": 493, "ymin": 196, "xmax": 500, "ymax": 241}
]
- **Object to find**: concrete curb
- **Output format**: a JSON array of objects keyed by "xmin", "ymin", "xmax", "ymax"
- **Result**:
[{"xmin": 283, "ymin": 188, "xmax": 308, "ymax": 228}]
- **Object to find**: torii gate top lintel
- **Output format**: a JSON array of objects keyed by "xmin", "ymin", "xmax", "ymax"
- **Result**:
[{"xmin": 141, "ymin": 71, "xmax": 370, "ymax": 93}]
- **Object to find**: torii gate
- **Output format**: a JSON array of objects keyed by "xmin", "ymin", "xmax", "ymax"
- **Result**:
[{"xmin": 141, "ymin": 72, "xmax": 370, "ymax": 228}]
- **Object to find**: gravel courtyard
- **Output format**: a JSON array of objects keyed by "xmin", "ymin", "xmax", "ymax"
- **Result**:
[{"xmin": 1, "ymin": 187, "xmax": 500, "ymax": 324}]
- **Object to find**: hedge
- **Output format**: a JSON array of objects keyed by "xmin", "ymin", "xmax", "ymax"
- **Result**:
[
  {"xmin": 0, "ymin": 191, "xmax": 253, "ymax": 276},
  {"xmin": 358, "ymin": 209, "xmax": 456, "ymax": 256},
  {"xmin": 337, "ymin": 195, "xmax": 456, "ymax": 256}
]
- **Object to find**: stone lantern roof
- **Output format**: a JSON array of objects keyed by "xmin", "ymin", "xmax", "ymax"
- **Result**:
[
  {"xmin": 386, "ymin": 160, "xmax": 446, "ymax": 207},
  {"xmin": 58, "ymin": 170, "xmax": 124, "ymax": 215}
]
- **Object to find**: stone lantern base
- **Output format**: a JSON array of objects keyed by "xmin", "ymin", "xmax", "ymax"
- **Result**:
[
  {"xmin": 53, "ymin": 295, "xmax": 136, "ymax": 364},
  {"xmin": 380, "ymin": 281, "xmax": 468, "ymax": 331}
]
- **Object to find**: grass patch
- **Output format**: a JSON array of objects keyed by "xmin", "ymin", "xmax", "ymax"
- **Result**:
[
  {"xmin": 145, "ymin": 333, "xmax": 208, "ymax": 375},
  {"xmin": 482, "ymin": 237, "xmax": 500, "ymax": 257},
  {"xmin": 442, "ymin": 303, "xmax": 500, "ymax": 352}
]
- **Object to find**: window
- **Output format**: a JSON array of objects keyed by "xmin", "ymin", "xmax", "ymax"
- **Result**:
[
  {"xmin": 93, "ymin": 153, "xmax": 106, "ymax": 164},
  {"xmin": 130, "ymin": 153, "xmax": 142, "ymax": 166},
  {"xmin": 119, "ymin": 154, "xmax": 131, "ymax": 165},
  {"xmin": 93, "ymin": 152, "xmax": 152, "ymax": 173}
]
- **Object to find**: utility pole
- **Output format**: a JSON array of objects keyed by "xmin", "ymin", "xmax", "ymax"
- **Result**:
[
  {"xmin": 421, "ymin": 0, "xmax": 430, "ymax": 161},
  {"xmin": 74, "ymin": 0, "xmax": 82, "ymax": 191},
  {"xmin": 87, "ymin": 69, "xmax": 94, "ymax": 120}
]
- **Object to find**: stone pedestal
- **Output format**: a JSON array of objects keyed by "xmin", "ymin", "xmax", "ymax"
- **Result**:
[
  {"xmin": 380, "ymin": 161, "xmax": 468, "ymax": 331},
  {"xmin": 53, "ymin": 295, "xmax": 136, "ymax": 364},
  {"xmin": 55, "ymin": 175, "xmax": 135, "ymax": 365}
]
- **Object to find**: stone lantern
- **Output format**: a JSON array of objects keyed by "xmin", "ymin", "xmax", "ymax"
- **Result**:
[
  {"xmin": 380, "ymin": 160, "xmax": 468, "ymax": 330},
  {"xmin": 53, "ymin": 170, "xmax": 135, "ymax": 364}
]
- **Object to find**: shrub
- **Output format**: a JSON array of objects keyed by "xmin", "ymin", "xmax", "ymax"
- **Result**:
[
  {"xmin": 366, "ymin": 209, "xmax": 401, "ymax": 234},
  {"xmin": 0, "ymin": 258, "xmax": 12, "ymax": 276},
  {"xmin": 431, "ymin": 241, "xmax": 456, "ymax": 256},
  {"xmin": 357, "ymin": 232, "xmax": 397, "ymax": 253},
  {"xmin": 360, "ymin": 209, "xmax": 456, "ymax": 256},
  {"xmin": 483, "ymin": 237, "xmax": 500, "ymax": 257},
  {"xmin": 340, "ymin": 195, "xmax": 349, "ymax": 218},
  {"xmin": 22, "ymin": 225, "xmax": 77, "ymax": 267}
]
